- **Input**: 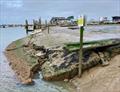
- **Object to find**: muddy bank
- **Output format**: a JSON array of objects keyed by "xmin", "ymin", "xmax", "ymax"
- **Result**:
[
  {"xmin": 41, "ymin": 42, "xmax": 120, "ymax": 81},
  {"xmin": 5, "ymin": 26, "xmax": 120, "ymax": 85},
  {"xmin": 5, "ymin": 38, "xmax": 41, "ymax": 84},
  {"xmin": 71, "ymin": 55, "xmax": 120, "ymax": 92}
]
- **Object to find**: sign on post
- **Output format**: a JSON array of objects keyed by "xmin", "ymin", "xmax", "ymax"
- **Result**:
[
  {"xmin": 78, "ymin": 15, "xmax": 86, "ymax": 77},
  {"xmin": 78, "ymin": 15, "xmax": 86, "ymax": 27}
]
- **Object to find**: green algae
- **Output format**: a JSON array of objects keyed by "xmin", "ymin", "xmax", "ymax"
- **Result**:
[
  {"xmin": 13, "ymin": 38, "xmax": 37, "ymax": 67},
  {"xmin": 64, "ymin": 39, "xmax": 120, "ymax": 51}
]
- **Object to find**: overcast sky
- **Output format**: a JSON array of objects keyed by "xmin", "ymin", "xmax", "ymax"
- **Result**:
[{"xmin": 0, "ymin": 0, "xmax": 120, "ymax": 24}]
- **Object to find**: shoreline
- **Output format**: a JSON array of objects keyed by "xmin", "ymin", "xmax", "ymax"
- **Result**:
[
  {"xmin": 4, "ymin": 35, "xmax": 77, "ymax": 92},
  {"xmin": 4, "ymin": 36, "xmax": 41, "ymax": 84},
  {"xmin": 5, "ymin": 41, "xmax": 34, "ymax": 84},
  {"xmin": 4, "ymin": 26, "xmax": 120, "ymax": 91},
  {"xmin": 5, "ymin": 38, "xmax": 120, "ymax": 91}
]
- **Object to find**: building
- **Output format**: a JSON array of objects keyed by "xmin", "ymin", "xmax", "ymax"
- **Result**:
[
  {"xmin": 112, "ymin": 16, "xmax": 120, "ymax": 23},
  {"xmin": 99, "ymin": 17, "xmax": 108, "ymax": 23},
  {"xmin": 50, "ymin": 16, "xmax": 76, "ymax": 26},
  {"xmin": 50, "ymin": 17, "xmax": 67, "ymax": 25}
]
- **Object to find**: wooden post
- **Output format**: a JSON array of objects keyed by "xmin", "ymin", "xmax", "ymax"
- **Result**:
[
  {"xmin": 78, "ymin": 26, "xmax": 84, "ymax": 77},
  {"xmin": 45, "ymin": 20, "xmax": 49, "ymax": 34},
  {"xmin": 45, "ymin": 20, "xmax": 47, "ymax": 28},
  {"xmin": 78, "ymin": 15, "xmax": 85, "ymax": 77},
  {"xmin": 33, "ymin": 19, "xmax": 36, "ymax": 30},
  {"xmin": 39, "ymin": 18, "xmax": 41, "ymax": 29},
  {"xmin": 36, "ymin": 20, "xmax": 39, "ymax": 29},
  {"xmin": 48, "ymin": 24, "xmax": 49, "ymax": 34},
  {"xmin": 25, "ymin": 19, "xmax": 28, "ymax": 35}
]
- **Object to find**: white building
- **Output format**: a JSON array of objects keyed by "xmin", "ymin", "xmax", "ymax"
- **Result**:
[{"xmin": 99, "ymin": 17, "xmax": 108, "ymax": 22}]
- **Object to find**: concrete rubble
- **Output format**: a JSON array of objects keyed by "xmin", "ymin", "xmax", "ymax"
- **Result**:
[{"xmin": 5, "ymin": 26, "xmax": 120, "ymax": 84}]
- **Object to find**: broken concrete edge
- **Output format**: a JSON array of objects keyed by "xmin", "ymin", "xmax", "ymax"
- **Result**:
[
  {"xmin": 42, "ymin": 62, "xmax": 78, "ymax": 81},
  {"xmin": 41, "ymin": 43, "xmax": 120, "ymax": 81},
  {"xmin": 5, "ymin": 37, "xmax": 40, "ymax": 85},
  {"xmin": 64, "ymin": 38, "xmax": 120, "ymax": 52},
  {"xmin": 5, "ymin": 51, "xmax": 32, "ymax": 84},
  {"xmin": 4, "ymin": 32, "xmax": 120, "ymax": 83},
  {"xmin": 41, "ymin": 60, "xmax": 98, "ymax": 81}
]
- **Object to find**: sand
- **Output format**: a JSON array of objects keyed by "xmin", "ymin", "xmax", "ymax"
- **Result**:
[{"xmin": 71, "ymin": 55, "xmax": 120, "ymax": 92}]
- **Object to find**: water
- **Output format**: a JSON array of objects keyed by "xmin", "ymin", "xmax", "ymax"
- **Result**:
[{"xmin": 0, "ymin": 27, "xmax": 71, "ymax": 92}]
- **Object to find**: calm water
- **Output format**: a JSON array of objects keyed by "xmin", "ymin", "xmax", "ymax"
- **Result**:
[
  {"xmin": 0, "ymin": 25, "xmax": 120, "ymax": 92},
  {"xmin": 0, "ymin": 27, "xmax": 71, "ymax": 92}
]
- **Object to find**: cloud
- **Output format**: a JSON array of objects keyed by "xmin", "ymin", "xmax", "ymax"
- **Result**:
[{"xmin": 0, "ymin": 0, "xmax": 23, "ymax": 8}]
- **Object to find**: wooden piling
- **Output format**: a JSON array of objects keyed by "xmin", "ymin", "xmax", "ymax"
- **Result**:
[
  {"xmin": 33, "ymin": 19, "xmax": 36, "ymax": 30},
  {"xmin": 48, "ymin": 24, "xmax": 49, "ymax": 34},
  {"xmin": 39, "ymin": 18, "xmax": 41, "ymax": 29},
  {"xmin": 78, "ymin": 26, "xmax": 84, "ymax": 77},
  {"xmin": 45, "ymin": 20, "xmax": 49, "ymax": 34},
  {"xmin": 45, "ymin": 20, "xmax": 47, "ymax": 28},
  {"xmin": 25, "ymin": 19, "xmax": 29, "ymax": 34}
]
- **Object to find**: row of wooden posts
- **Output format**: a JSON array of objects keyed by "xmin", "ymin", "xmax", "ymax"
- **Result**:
[{"xmin": 25, "ymin": 18, "xmax": 50, "ymax": 34}]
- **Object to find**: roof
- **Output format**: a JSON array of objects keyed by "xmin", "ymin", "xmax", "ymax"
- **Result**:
[
  {"xmin": 112, "ymin": 16, "xmax": 120, "ymax": 18},
  {"xmin": 51, "ymin": 17, "xmax": 66, "ymax": 20}
]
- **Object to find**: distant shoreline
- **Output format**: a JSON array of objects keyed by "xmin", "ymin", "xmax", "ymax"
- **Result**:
[{"xmin": 0, "ymin": 23, "xmax": 120, "ymax": 29}]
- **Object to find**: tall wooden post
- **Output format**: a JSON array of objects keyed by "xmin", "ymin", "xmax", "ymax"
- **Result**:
[
  {"xmin": 78, "ymin": 15, "xmax": 86, "ymax": 77},
  {"xmin": 78, "ymin": 26, "xmax": 84, "ymax": 77},
  {"xmin": 33, "ymin": 19, "xmax": 36, "ymax": 30},
  {"xmin": 39, "ymin": 18, "xmax": 41, "ymax": 29},
  {"xmin": 45, "ymin": 20, "xmax": 49, "ymax": 34},
  {"xmin": 25, "ymin": 19, "xmax": 28, "ymax": 35},
  {"xmin": 45, "ymin": 20, "xmax": 47, "ymax": 28},
  {"xmin": 48, "ymin": 24, "xmax": 49, "ymax": 34}
]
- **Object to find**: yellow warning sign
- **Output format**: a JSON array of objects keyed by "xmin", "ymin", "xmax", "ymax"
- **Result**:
[{"xmin": 78, "ymin": 15, "xmax": 85, "ymax": 27}]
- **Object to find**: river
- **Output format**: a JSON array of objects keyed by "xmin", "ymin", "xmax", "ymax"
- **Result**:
[{"xmin": 0, "ymin": 25, "xmax": 120, "ymax": 92}]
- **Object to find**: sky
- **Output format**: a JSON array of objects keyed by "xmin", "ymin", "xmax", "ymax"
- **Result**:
[{"xmin": 0, "ymin": 0, "xmax": 120, "ymax": 24}]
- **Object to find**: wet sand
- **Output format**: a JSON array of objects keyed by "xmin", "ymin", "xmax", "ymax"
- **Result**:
[{"xmin": 71, "ymin": 55, "xmax": 120, "ymax": 92}]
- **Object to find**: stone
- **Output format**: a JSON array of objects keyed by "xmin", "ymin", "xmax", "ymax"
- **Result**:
[
  {"xmin": 33, "ymin": 44, "xmax": 45, "ymax": 51},
  {"xmin": 64, "ymin": 79, "xmax": 69, "ymax": 82},
  {"xmin": 36, "ymin": 52, "xmax": 45, "ymax": 57},
  {"xmin": 22, "ymin": 78, "xmax": 34, "ymax": 85},
  {"xmin": 52, "ymin": 53, "xmax": 58, "ymax": 58},
  {"xmin": 101, "ymin": 60, "xmax": 109, "ymax": 66}
]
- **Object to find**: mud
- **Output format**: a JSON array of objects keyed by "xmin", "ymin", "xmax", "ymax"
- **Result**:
[
  {"xmin": 71, "ymin": 55, "xmax": 120, "ymax": 92},
  {"xmin": 5, "ymin": 39, "xmax": 40, "ymax": 84},
  {"xmin": 5, "ymin": 26, "xmax": 120, "ymax": 86},
  {"xmin": 5, "ymin": 43, "xmax": 33, "ymax": 84}
]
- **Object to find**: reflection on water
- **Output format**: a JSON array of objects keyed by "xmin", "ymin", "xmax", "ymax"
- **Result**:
[{"xmin": 0, "ymin": 25, "xmax": 120, "ymax": 92}]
